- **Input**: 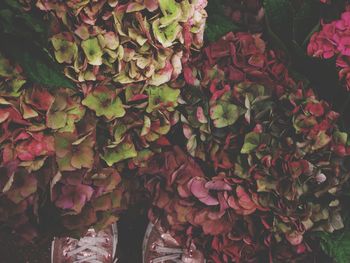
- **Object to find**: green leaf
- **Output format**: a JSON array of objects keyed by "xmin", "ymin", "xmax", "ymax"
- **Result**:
[
  {"xmin": 302, "ymin": 22, "xmax": 321, "ymax": 48},
  {"xmin": 22, "ymin": 52, "xmax": 74, "ymax": 89},
  {"xmin": 0, "ymin": 35, "xmax": 74, "ymax": 89},
  {"xmin": 264, "ymin": 0, "xmax": 294, "ymax": 44},
  {"xmin": 316, "ymin": 209, "xmax": 350, "ymax": 263},
  {"xmin": 0, "ymin": 4, "xmax": 47, "ymax": 42},
  {"xmin": 205, "ymin": 14, "xmax": 242, "ymax": 42},
  {"xmin": 204, "ymin": 0, "xmax": 241, "ymax": 42},
  {"xmin": 319, "ymin": 231, "xmax": 350, "ymax": 263},
  {"xmin": 293, "ymin": 0, "xmax": 320, "ymax": 45},
  {"xmin": 0, "ymin": 9, "xmax": 16, "ymax": 34},
  {"xmin": 0, "ymin": 3, "xmax": 73, "ymax": 90},
  {"xmin": 3, "ymin": 0, "xmax": 22, "ymax": 9},
  {"xmin": 321, "ymin": 0, "xmax": 347, "ymax": 21}
]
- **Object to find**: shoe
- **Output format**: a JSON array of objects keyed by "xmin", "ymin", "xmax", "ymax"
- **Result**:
[
  {"xmin": 51, "ymin": 224, "xmax": 118, "ymax": 263},
  {"xmin": 142, "ymin": 221, "xmax": 205, "ymax": 263}
]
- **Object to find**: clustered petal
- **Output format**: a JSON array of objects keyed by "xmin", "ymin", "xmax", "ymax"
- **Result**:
[
  {"xmin": 142, "ymin": 32, "xmax": 350, "ymax": 262},
  {"xmin": 35, "ymin": 0, "xmax": 208, "ymax": 86},
  {"xmin": 0, "ymin": 52, "xmax": 129, "ymax": 240},
  {"xmin": 308, "ymin": 9, "xmax": 350, "ymax": 90},
  {"xmin": 2, "ymin": 2, "xmax": 350, "ymax": 262}
]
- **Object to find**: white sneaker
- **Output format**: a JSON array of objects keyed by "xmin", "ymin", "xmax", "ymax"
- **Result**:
[
  {"xmin": 51, "ymin": 224, "xmax": 118, "ymax": 263},
  {"xmin": 142, "ymin": 222, "xmax": 205, "ymax": 263}
]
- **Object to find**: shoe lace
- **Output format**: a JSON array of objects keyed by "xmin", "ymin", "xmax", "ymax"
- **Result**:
[
  {"xmin": 65, "ymin": 229, "xmax": 118, "ymax": 263},
  {"xmin": 151, "ymin": 244, "xmax": 185, "ymax": 263}
]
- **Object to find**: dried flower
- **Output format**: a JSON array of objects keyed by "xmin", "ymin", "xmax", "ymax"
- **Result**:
[
  {"xmin": 143, "ymin": 33, "xmax": 350, "ymax": 262},
  {"xmin": 35, "ymin": 0, "xmax": 208, "ymax": 86}
]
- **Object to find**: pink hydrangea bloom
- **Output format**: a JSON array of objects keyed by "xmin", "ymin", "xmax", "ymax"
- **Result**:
[{"xmin": 308, "ymin": 10, "xmax": 350, "ymax": 90}]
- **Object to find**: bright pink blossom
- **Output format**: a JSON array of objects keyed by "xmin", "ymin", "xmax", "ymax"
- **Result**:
[{"xmin": 308, "ymin": 10, "xmax": 350, "ymax": 90}]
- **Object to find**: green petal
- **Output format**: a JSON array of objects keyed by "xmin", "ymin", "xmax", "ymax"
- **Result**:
[
  {"xmin": 146, "ymin": 85, "xmax": 180, "ymax": 113},
  {"xmin": 241, "ymin": 132, "xmax": 261, "ymax": 154},
  {"xmin": 103, "ymin": 97, "xmax": 126, "ymax": 120},
  {"xmin": 210, "ymin": 103, "xmax": 241, "ymax": 128},
  {"xmin": 152, "ymin": 20, "xmax": 181, "ymax": 48},
  {"xmin": 81, "ymin": 38, "xmax": 103, "ymax": 66},
  {"xmin": 71, "ymin": 146, "xmax": 94, "ymax": 169},
  {"xmin": 102, "ymin": 142, "xmax": 137, "ymax": 166},
  {"xmin": 312, "ymin": 131, "xmax": 331, "ymax": 150},
  {"xmin": 0, "ymin": 53, "xmax": 15, "ymax": 77},
  {"xmin": 159, "ymin": 0, "xmax": 182, "ymax": 26},
  {"xmin": 57, "ymin": 152, "xmax": 75, "ymax": 171},
  {"xmin": 52, "ymin": 36, "xmax": 78, "ymax": 64},
  {"xmin": 82, "ymin": 88, "xmax": 125, "ymax": 120},
  {"xmin": 47, "ymin": 111, "xmax": 68, "ymax": 130}
]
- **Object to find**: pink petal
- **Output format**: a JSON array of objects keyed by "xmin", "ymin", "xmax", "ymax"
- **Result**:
[
  {"xmin": 236, "ymin": 186, "xmax": 255, "ymax": 210},
  {"xmin": 199, "ymin": 195, "xmax": 219, "ymax": 206},
  {"xmin": 227, "ymin": 195, "xmax": 241, "ymax": 210},
  {"xmin": 188, "ymin": 177, "xmax": 209, "ymax": 199},
  {"xmin": 55, "ymin": 195, "xmax": 74, "ymax": 210},
  {"xmin": 205, "ymin": 180, "xmax": 232, "ymax": 191}
]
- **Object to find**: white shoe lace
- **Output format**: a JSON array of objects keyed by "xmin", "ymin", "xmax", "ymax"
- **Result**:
[
  {"xmin": 54, "ymin": 226, "xmax": 118, "ymax": 263},
  {"xmin": 143, "ymin": 223, "xmax": 186, "ymax": 263},
  {"xmin": 67, "ymin": 235, "xmax": 116, "ymax": 263},
  {"xmin": 150, "ymin": 244, "xmax": 185, "ymax": 263}
]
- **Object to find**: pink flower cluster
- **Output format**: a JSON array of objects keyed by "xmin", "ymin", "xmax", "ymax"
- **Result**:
[{"xmin": 308, "ymin": 10, "xmax": 350, "ymax": 90}]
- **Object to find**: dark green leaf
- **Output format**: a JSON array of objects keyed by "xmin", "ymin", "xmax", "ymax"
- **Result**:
[
  {"xmin": 204, "ymin": 0, "xmax": 242, "ymax": 42},
  {"xmin": 0, "ymin": 9, "xmax": 17, "ymax": 35},
  {"xmin": 318, "ymin": 231, "xmax": 350, "ymax": 263},
  {"xmin": 205, "ymin": 15, "xmax": 242, "ymax": 42},
  {"xmin": 0, "ymin": 2, "xmax": 73, "ymax": 90},
  {"xmin": 264, "ymin": 14, "xmax": 290, "ymax": 58},
  {"xmin": 302, "ymin": 22, "xmax": 321, "ymax": 47},
  {"xmin": 321, "ymin": 0, "xmax": 347, "ymax": 22},
  {"xmin": 0, "ymin": 1, "xmax": 47, "ymax": 44},
  {"xmin": 2, "ymin": 0, "xmax": 22, "ymax": 9},
  {"xmin": 0, "ymin": 35, "xmax": 74, "ymax": 89},
  {"xmin": 19, "ymin": 52, "xmax": 74, "ymax": 89},
  {"xmin": 293, "ymin": 0, "xmax": 320, "ymax": 45},
  {"xmin": 264, "ymin": 0, "xmax": 294, "ymax": 44}
]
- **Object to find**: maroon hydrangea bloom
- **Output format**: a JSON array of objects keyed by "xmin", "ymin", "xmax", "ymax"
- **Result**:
[
  {"xmin": 50, "ymin": 168, "xmax": 128, "ymax": 235},
  {"xmin": 0, "ymin": 163, "xmax": 39, "ymax": 242},
  {"xmin": 0, "ymin": 52, "xmax": 130, "ymax": 240},
  {"xmin": 142, "ymin": 32, "xmax": 350, "ymax": 262},
  {"xmin": 179, "ymin": 32, "xmax": 296, "ymax": 162}
]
